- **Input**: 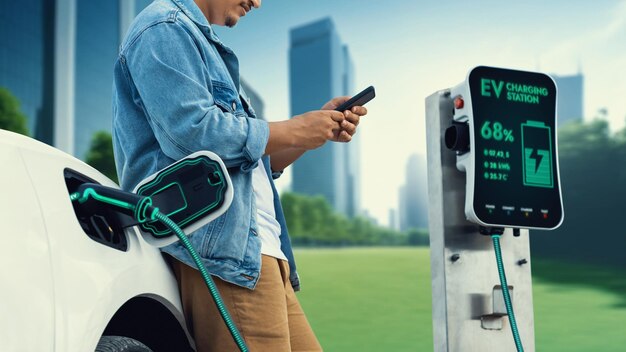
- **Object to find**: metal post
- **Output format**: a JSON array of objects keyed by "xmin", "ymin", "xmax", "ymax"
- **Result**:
[{"xmin": 426, "ymin": 90, "xmax": 536, "ymax": 352}]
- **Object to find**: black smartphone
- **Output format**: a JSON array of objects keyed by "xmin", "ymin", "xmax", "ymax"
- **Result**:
[{"xmin": 334, "ymin": 86, "xmax": 376, "ymax": 112}]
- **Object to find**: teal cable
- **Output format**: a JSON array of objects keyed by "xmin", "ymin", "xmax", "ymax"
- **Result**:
[
  {"xmin": 492, "ymin": 234, "xmax": 524, "ymax": 352},
  {"xmin": 153, "ymin": 211, "xmax": 249, "ymax": 352},
  {"xmin": 70, "ymin": 189, "xmax": 248, "ymax": 352}
]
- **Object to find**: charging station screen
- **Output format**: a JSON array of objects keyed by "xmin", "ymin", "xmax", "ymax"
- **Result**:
[{"xmin": 469, "ymin": 66, "xmax": 563, "ymax": 229}]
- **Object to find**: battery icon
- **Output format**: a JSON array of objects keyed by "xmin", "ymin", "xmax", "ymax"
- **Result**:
[{"xmin": 521, "ymin": 120, "xmax": 554, "ymax": 188}]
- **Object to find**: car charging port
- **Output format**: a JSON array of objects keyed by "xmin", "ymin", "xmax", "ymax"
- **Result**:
[{"xmin": 64, "ymin": 168, "xmax": 129, "ymax": 251}]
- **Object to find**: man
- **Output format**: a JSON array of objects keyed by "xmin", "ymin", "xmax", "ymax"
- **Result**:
[{"xmin": 112, "ymin": 0, "xmax": 367, "ymax": 350}]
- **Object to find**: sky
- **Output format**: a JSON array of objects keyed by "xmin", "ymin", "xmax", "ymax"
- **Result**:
[{"xmin": 214, "ymin": 0, "xmax": 626, "ymax": 226}]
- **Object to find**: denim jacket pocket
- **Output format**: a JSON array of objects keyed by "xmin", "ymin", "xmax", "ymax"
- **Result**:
[{"xmin": 212, "ymin": 81, "xmax": 245, "ymax": 117}]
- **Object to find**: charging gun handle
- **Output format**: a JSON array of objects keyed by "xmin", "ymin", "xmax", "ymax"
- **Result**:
[{"xmin": 73, "ymin": 183, "xmax": 154, "ymax": 222}]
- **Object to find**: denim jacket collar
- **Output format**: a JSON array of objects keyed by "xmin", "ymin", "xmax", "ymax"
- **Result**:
[{"xmin": 170, "ymin": 0, "xmax": 232, "ymax": 52}]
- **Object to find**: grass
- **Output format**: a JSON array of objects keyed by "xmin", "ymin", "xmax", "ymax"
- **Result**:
[{"xmin": 294, "ymin": 247, "xmax": 626, "ymax": 351}]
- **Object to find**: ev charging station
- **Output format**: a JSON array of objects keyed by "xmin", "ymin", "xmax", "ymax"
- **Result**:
[{"xmin": 426, "ymin": 66, "xmax": 564, "ymax": 351}]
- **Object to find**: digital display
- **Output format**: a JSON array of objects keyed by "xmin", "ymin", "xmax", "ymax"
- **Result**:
[{"xmin": 469, "ymin": 66, "xmax": 563, "ymax": 229}]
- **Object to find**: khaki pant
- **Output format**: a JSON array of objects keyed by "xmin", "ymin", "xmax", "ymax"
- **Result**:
[{"xmin": 170, "ymin": 255, "xmax": 323, "ymax": 352}]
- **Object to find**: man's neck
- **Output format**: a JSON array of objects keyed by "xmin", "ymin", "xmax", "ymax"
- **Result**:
[{"xmin": 193, "ymin": 0, "xmax": 211, "ymax": 23}]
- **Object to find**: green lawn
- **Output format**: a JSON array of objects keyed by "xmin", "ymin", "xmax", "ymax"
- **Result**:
[{"xmin": 294, "ymin": 247, "xmax": 626, "ymax": 351}]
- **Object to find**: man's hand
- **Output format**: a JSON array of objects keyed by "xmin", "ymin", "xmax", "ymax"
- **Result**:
[
  {"xmin": 266, "ymin": 110, "xmax": 344, "ymax": 156},
  {"xmin": 321, "ymin": 96, "xmax": 368, "ymax": 142},
  {"xmin": 288, "ymin": 110, "xmax": 346, "ymax": 149},
  {"xmin": 265, "ymin": 97, "xmax": 368, "ymax": 170}
]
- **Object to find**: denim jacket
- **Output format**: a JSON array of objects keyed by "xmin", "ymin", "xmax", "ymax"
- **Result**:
[{"xmin": 112, "ymin": 0, "xmax": 299, "ymax": 291}]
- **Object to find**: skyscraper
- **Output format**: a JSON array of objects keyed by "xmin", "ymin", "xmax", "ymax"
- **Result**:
[
  {"xmin": 0, "ymin": 0, "xmax": 55, "ymax": 144},
  {"xmin": 73, "ymin": 1, "xmax": 123, "ymax": 159},
  {"xmin": 342, "ymin": 46, "xmax": 360, "ymax": 218},
  {"xmin": 1, "ymin": 0, "xmax": 265, "ymax": 163},
  {"xmin": 399, "ymin": 154, "xmax": 428, "ymax": 231},
  {"xmin": 289, "ymin": 18, "xmax": 360, "ymax": 217},
  {"xmin": 241, "ymin": 79, "xmax": 265, "ymax": 121},
  {"xmin": 552, "ymin": 73, "xmax": 584, "ymax": 127},
  {"xmin": 0, "ymin": 0, "xmax": 156, "ymax": 158},
  {"xmin": 389, "ymin": 208, "xmax": 399, "ymax": 231}
]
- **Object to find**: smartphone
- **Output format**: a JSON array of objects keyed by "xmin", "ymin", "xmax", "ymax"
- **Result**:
[{"xmin": 335, "ymin": 86, "xmax": 376, "ymax": 112}]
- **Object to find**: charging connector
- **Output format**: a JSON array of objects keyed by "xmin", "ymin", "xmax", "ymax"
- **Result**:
[
  {"xmin": 72, "ymin": 184, "xmax": 157, "ymax": 224},
  {"xmin": 70, "ymin": 185, "xmax": 248, "ymax": 352}
]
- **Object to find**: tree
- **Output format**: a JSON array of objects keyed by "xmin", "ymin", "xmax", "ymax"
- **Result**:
[
  {"xmin": 406, "ymin": 228, "xmax": 429, "ymax": 246},
  {"xmin": 0, "ymin": 87, "xmax": 29, "ymax": 136},
  {"xmin": 280, "ymin": 191, "xmax": 412, "ymax": 246},
  {"xmin": 530, "ymin": 119, "xmax": 626, "ymax": 267},
  {"xmin": 86, "ymin": 131, "xmax": 119, "ymax": 183}
]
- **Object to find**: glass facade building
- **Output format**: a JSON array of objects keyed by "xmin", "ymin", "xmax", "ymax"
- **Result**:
[
  {"xmin": 74, "ymin": 1, "xmax": 121, "ymax": 159},
  {"xmin": 399, "ymin": 154, "xmax": 428, "ymax": 231},
  {"xmin": 0, "ymin": 0, "xmax": 55, "ymax": 143},
  {"xmin": 0, "ymin": 0, "xmax": 155, "ymax": 158},
  {"xmin": 241, "ymin": 79, "xmax": 265, "ymax": 121},
  {"xmin": 552, "ymin": 73, "xmax": 584, "ymax": 127},
  {"xmin": 1, "ymin": 0, "xmax": 268, "ymax": 164},
  {"xmin": 289, "ymin": 18, "xmax": 360, "ymax": 217},
  {"xmin": 135, "ymin": 0, "xmax": 154, "ymax": 15}
]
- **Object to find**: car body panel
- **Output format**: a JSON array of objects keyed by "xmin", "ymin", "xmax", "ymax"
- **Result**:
[
  {"xmin": 0, "ymin": 138, "xmax": 55, "ymax": 351},
  {"xmin": 0, "ymin": 130, "xmax": 192, "ymax": 351}
]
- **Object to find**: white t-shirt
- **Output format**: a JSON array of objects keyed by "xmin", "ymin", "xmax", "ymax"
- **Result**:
[{"xmin": 252, "ymin": 163, "xmax": 287, "ymax": 261}]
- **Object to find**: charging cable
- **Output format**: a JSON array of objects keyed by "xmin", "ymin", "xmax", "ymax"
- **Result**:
[
  {"xmin": 492, "ymin": 233, "xmax": 524, "ymax": 352},
  {"xmin": 71, "ymin": 185, "xmax": 249, "ymax": 352},
  {"xmin": 480, "ymin": 226, "xmax": 524, "ymax": 352}
]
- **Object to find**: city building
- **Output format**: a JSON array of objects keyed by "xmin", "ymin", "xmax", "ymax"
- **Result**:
[
  {"xmin": 289, "ymin": 17, "xmax": 360, "ymax": 217},
  {"xmin": 389, "ymin": 208, "xmax": 399, "ymax": 231},
  {"xmin": 241, "ymin": 79, "xmax": 265, "ymax": 121},
  {"xmin": 72, "ymin": 1, "xmax": 126, "ymax": 159},
  {"xmin": 0, "ymin": 0, "xmax": 55, "ymax": 144},
  {"xmin": 0, "ymin": 0, "xmax": 149, "ymax": 158},
  {"xmin": 0, "ymin": 0, "xmax": 266, "ymax": 162},
  {"xmin": 552, "ymin": 73, "xmax": 584, "ymax": 127},
  {"xmin": 0, "ymin": 1, "xmax": 158, "ymax": 160},
  {"xmin": 399, "ymin": 154, "xmax": 429, "ymax": 231}
]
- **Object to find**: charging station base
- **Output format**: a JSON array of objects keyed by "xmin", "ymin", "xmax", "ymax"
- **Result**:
[{"xmin": 426, "ymin": 90, "xmax": 536, "ymax": 352}]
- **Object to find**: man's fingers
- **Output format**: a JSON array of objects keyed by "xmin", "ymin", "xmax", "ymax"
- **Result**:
[
  {"xmin": 334, "ymin": 96, "xmax": 351, "ymax": 107},
  {"xmin": 344, "ymin": 110, "xmax": 361, "ymax": 126},
  {"xmin": 321, "ymin": 96, "xmax": 350, "ymax": 110},
  {"xmin": 337, "ymin": 130, "xmax": 352, "ymax": 142},
  {"xmin": 327, "ymin": 110, "xmax": 345, "ymax": 122},
  {"xmin": 351, "ymin": 106, "xmax": 367, "ymax": 116},
  {"xmin": 340, "ymin": 120, "xmax": 357, "ymax": 135}
]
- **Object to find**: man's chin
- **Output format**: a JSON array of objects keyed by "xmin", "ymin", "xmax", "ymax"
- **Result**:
[{"xmin": 225, "ymin": 15, "xmax": 239, "ymax": 28}]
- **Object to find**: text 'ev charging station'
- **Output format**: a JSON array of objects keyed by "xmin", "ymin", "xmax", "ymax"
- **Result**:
[{"xmin": 426, "ymin": 66, "xmax": 564, "ymax": 352}]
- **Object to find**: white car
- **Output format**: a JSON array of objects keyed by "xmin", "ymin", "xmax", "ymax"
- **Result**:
[{"xmin": 0, "ymin": 129, "xmax": 200, "ymax": 351}]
